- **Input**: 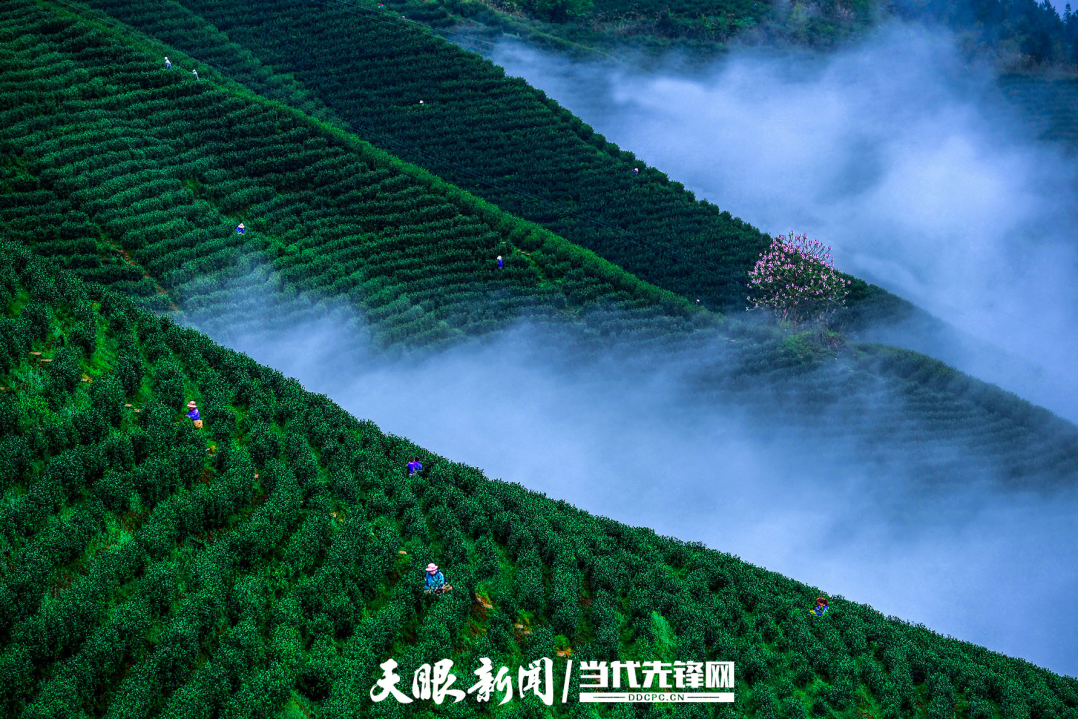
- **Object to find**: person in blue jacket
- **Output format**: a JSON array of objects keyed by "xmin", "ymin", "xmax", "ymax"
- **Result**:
[
  {"xmin": 406, "ymin": 456, "xmax": 423, "ymax": 476},
  {"xmin": 165, "ymin": 57, "xmax": 171, "ymax": 69},
  {"xmin": 496, "ymin": 255, "xmax": 503, "ymax": 269},
  {"xmin": 811, "ymin": 597, "xmax": 829, "ymax": 616},
  {"xmin": 425, "ymin": 563, "xmax": 450, "ymax": 595},
  {"xmin": 186, "ymin": 401, "xmax": 203, "ymax": 429},
  {"xmin": 236, "ymin": 223, "xmax": 245, "ymax": 235}
]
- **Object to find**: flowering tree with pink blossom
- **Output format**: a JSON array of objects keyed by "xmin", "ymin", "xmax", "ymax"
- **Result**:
[{"xmin": 746, "ymin": 232, "xmax": 851, "ymax": 325}]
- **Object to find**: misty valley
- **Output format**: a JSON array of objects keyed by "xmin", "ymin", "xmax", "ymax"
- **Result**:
[{"xmin": 2, "ymin": 0, "xmax": 1077, "ymax": 717}]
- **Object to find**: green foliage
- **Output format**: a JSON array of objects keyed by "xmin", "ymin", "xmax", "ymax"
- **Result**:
[
  {"xmin": 67, "ymin": 0, "xmax": 773, "ymax": 316},
  {"xmin": 524, "ymin": 0, "xmax": 593, "ymax": 22},
  {"xmin": 1, "ymin": 0, "xmax": 709, "ymax": 352},
  {"xmin": 24, "ymin": 246, "xmax": 1075, "ymax": 716},
  {"xmin": 903, "ymin": 0, "xmax": 1078, "ymax": 68}
]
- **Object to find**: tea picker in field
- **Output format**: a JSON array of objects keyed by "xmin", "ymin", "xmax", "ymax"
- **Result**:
[
  {"xmin": 186, "ymin": 401, "xmax": 203, "ymax": 429},
  {"xmin": 164, "ymin": 57, "xmax": 171, "ymax": 69},
  {"xmin": 236, "ymin": 223, "xmax": 245, "ymax": 235},
  {"xmin": 810, "ymin": 597, "xmax": 829, "ymax": 616},
  {"xmin": 192, "ymin": 69, "xmax": 198, "ymax": 81},
  {"xmin": 406, "ymin": 456, "xmax": 423, "ymax": 476},
  {"xmin": 496, "ymin": 255, "xmax": 503, "ymax": 269},
  {"xmin": 424, "ymin": 563, "xmax": 453, "ymax": 595}
]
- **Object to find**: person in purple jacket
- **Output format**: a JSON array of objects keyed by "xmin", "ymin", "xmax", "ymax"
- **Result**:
[
  {"xmin": 406, "ymin": 456, "xmax": 423, "ymax": 476},
  {"xmin": 186, "ymin": 401, "xmax": 203, "ymax": 429}
]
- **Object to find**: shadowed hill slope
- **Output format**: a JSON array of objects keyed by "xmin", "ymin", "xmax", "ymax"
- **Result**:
[
  {"xmin": 3, "ymin": 243, "xmax": 1078, "ymax": 718},
  {"xmin": 997, "ymin": 73, "xmax": 1078, "ymax": 152},
  {"xmin": 0, "ymin": 0, "xmax": 707, "ymax": 351},
  {"xmin": 76, "ymin": 0, "xmax": 840, "ymax": 315}
]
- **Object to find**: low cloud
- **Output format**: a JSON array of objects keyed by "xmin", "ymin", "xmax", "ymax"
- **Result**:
[{"xmin": 482, "ymin": 23, "xmax": 1078, "ymax": 421}]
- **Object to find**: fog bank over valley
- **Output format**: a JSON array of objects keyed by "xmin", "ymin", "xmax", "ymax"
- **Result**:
[
  {"xmin": 193, "ymin": 306, "xmax": 1078, "ymax": 677},
  {"xmin": 480, "ymin": 23, "xmax": 1078, "ymax": 422}
]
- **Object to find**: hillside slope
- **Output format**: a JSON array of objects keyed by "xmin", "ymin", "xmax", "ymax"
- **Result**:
[
  {"xmin": 77, "ymin": 0, "xmax": 866, "ymax": 316},
  {"xmin": 0, "ymin": 0, "xmax": 708, "ymax": 352},
  {"xmin": 4, "ymin": 0, "xmax": 1078, "ymax": 490},
  {"xmin": 997, "ymin": 73, "xmax": 1078, "ymax": 152},
  {"xmin": 3, "ymin": 242, "xmax": 1078, "ymax": 718}
]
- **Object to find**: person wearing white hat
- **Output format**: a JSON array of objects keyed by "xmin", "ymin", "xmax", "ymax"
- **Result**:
[
  {"xmin": 192, "ymin": 69, "xmax": 199, "ymax": 81},
  {"xmin": 236, "ymin": 223, "xmax": 245, "ymax": 235},
  {"xmin": 164, "ymin": 57, "xmax": 171, "ymax": 69},
  {"xmin": 424, "ymin": 563, "xmax": 447, "ymax": 594},
  {"xmin": 186, "ymin": 400, "xmax": 203, "ymax": 429}
]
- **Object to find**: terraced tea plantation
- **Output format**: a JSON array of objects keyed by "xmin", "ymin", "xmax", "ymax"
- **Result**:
[
  {"xmin": 4, "ymin": 2, "xmax": 1078, "ymax": 716},
  {"xmin": 0, "ymin": 0, "xmax": 706, "ymax": 352},
  {"xmin": 78, "ymin": 0, "xmax": 796, "ymax": 313},
  {"xmin": 3, "ymin": 239, "xmax": 1078, "ymax": 718}
]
